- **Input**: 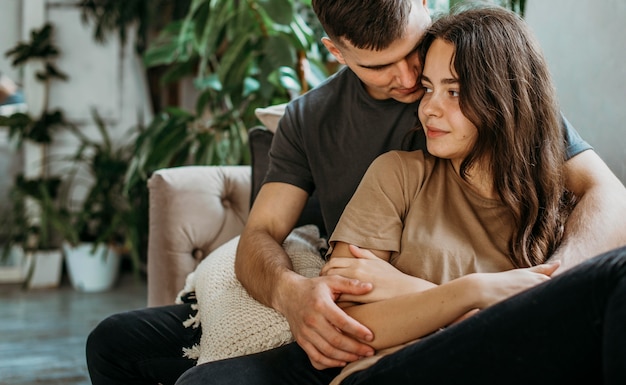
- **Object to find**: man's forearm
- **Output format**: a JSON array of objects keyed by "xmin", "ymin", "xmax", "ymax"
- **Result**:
[
  {"xmin": 234, "ymin": 182, "xmax": 309, "ymax": 309},
  {"xmin": 235, "ymin": 228, "xmax": 295, "ymax": 308},
  {"xmin": 550, "ymin": 175, "xmax": 626, "ymax": 272}
]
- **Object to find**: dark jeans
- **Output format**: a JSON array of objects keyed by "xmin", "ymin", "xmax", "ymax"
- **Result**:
[
  {"xmin": 176, "ymin": 245, "xmax": 626, "ymax": 385},
  {"xmin": 86, "ymin": 302, "xmax": 200, "ymax": 385}
]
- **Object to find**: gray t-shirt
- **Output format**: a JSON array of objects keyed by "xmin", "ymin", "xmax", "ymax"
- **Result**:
[{"xmin": 265, "ymin": 67, "xmax": 590, "ymax": 236}]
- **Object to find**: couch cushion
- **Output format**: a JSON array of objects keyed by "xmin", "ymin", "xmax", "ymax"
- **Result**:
[
  {"xmin": 254, "ymin": 103, "xmax": 287, "ymax": 133},
  {"xmin": 249, "ymin": 126, "xmax": 326, "ymax": 236}
]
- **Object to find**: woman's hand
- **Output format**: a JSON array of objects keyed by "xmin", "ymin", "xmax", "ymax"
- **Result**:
[
  {"xmin": 321, "ymin": 244, "xmax": 436, "ymax": 304},
  {"xmin": 470, "ymin": 261, "xmax": 561, "ymax": 309}
]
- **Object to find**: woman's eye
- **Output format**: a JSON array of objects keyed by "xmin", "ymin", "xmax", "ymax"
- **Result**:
[
  {"xmin": 423, "ymin": 86, "xmax": 433, "ymax": 93},
  {"xmin": 449, "ymin": 90, "xmax": 459, "ymax": 97}
]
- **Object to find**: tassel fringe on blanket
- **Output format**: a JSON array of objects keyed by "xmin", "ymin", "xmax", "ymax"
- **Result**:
[{"xmin": 176, "ymin": 225, "xmax": 327, "ymax": 365}]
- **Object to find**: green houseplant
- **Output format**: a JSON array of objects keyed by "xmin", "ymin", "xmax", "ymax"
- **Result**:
[
  {"xmin": 125, "ymin": 0, "xmax": 331, "ymax": 185},
  {"xmin": 0, "ymin": 176, "xmax": 61, "ymax": 285},
  {"xmin": 79, "ymin": 0, "xmax": 333, "ymax": 268},
  {"xmin": 1, "ymin": 22, "xmax": 137, "ymax": 290},
  {"xmin": 57, "ymin": 110, "xmax": 131, "ymax": 249},
  {"xmin": 52, "ymin": 109, "xmax": 134, "ymax": 291},
  {"xmin": 128, "ymin": 0, "xmax": 331, "ymax": 262},
  {"xmin": 0, "ymin": 23, "xmax": 70, "ymax": 289},
  {"xmin": 1, "ymin": 23, "xmax": 70, "ymax": 147},
  {"xmin": 1, "ymin": 175, "xmax": 67, "ymax": 288}
]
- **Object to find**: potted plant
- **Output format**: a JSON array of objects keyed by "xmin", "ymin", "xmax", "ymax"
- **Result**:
[
  {"xmin": 0, "ymin": 185, "xmax": 32, "ymax": 284},
  {"xmin": 53, "ymin": 109, "xmax": 133, "ymax": 292},
  {"xmin": 6, "ymin": 175, "xmax": 67, "ymax": 289},
  {"xmin": 0, "ymin": 23, "xmax": 70, "ymax": 289}
]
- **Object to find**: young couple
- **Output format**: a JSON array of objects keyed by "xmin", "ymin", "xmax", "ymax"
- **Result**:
[{"xmin": 87, "ymin": 1, "xmax": 626, "ymax": 384}]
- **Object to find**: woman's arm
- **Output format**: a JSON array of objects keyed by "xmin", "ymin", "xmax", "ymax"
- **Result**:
[{"xmin": 326, "ymin": 242, "xmax": 560, "ymax": 350}]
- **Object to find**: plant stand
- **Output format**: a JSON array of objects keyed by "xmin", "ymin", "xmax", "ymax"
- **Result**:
[
  {"xmin": 63, "ymin": 243, "xmax": 121, "ymax": 292},
  {"xmin": 27, "ymin": 249, "xmax": 63, "ymax": 289}
]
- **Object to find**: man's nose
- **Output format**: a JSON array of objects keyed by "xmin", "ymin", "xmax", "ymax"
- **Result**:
[{"xmin": 395, "ymin": 59, "xmax": 418, "ymax": 88}]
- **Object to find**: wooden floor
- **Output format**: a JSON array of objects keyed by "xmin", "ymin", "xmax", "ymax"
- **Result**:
[{"xmin": 0, "ymin": 272, "xmax": 147, "ymax": 385}]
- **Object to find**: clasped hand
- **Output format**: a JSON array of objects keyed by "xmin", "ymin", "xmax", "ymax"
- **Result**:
[{"xmin": 275, "ymin": 272, "xmax": 374, "ymax": 370}]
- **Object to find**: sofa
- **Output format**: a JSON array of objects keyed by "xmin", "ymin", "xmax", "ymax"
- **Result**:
[
  {"xmin": 146, "ymin": 106, "xmax": 325, "ymax": 306},
  {"xmin": 146, "ymin": 163, "xmax": 252, "ymax": 306}
]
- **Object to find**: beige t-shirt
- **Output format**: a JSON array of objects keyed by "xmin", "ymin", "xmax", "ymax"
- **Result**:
[{"xmin": 328, "ymin": 150, "xmax": 516, "ymax": 384}]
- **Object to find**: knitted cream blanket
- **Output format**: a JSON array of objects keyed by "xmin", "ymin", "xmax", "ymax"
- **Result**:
[{"xmin": 177, "ymin": 225, "xmax": 326, "ymax": 365}]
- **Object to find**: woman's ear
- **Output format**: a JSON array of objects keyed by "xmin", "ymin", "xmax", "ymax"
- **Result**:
[{"xmin": 321, "ymin": 37, "xmax": 346, "ymax": 65}]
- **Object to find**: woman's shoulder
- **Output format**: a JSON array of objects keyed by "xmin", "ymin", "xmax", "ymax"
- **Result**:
[
  {"xmin": 376, "ymin": 150, "xmax": 433, "ymax": 168},
  {"xmin": 366, "ymin": 150, "xmax": 436, "ymax": 187}
]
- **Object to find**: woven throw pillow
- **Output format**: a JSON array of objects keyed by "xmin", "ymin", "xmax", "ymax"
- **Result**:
[{"xmin": 192, "ymin": 224, "xmax": 326, "ymax": 364}]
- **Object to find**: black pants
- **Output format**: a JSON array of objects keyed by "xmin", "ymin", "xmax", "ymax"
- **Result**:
[
  {"xmin": 86, "ymin": 302, "xmax": 201, "ymax": 385},
  {"xmin": 176, "ymin": 246, "xmax": 626, "ymax": 385},
  {"xmin": 87, "ymin": 245, "xmax": 626, "ymax": 385}
]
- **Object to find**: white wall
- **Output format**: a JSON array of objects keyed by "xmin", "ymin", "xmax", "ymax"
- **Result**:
[
  {"xmin": 0, "ymin": 1, "xmax": 22, "ymax": 80},
  {"xmin": 43, "ymin": 1, "xmax": 152, "ymax": 179},
  {"xmin": 525, "ymin": 0, "xmax": 626, "ymax": 184}
]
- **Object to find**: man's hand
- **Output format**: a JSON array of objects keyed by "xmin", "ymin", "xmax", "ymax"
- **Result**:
[
  {"xmin": 274, "ymin": 272, "xmax": 375, "ymax": 370},
  {"xmin": 321, "ymin": 244, "xmax": 436, "ymax": 303}
]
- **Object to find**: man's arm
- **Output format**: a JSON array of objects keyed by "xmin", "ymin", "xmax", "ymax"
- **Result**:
[
  {"xmin": 234, "ymin": 182, "xmax": 375, "ymax": 369},
  {"xmin": 550, "ymin": 150, "xmax": 626, "ymax": 271}
]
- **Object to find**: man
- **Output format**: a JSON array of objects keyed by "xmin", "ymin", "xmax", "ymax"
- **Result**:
[{"xmin": 86, "ymin": 1, "xmax": 626, "ymax": 384}]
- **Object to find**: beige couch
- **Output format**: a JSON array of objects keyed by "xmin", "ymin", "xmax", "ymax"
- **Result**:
[{"xmin": 146, "ymin": 165, "xmax": 252, "ymax": 306}]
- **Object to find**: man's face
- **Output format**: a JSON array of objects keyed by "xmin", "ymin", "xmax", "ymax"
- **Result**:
[{"xmin": 323, "ymin": 0, "xmax": 431, "ymax": 103}]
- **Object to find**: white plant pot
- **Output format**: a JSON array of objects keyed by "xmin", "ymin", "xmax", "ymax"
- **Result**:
[
  {"xmin": 63, "ymin": 243, "xmax": 121, "ymax": 292},
  {"xmin": 27, "ymin": 249, "xmax": 64, "ymax": 289},
  {"xmin": 0, "ymin": 245, "xmax": 33, "ymax": 284}
]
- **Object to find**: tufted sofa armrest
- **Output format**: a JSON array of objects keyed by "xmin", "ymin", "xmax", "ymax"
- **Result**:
[{"xmin": 146, "ymin": 165, "xmax": 252, "ymax": 306}]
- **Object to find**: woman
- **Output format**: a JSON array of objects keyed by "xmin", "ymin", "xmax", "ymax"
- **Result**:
[{"xmin": 322, "ymin": 5, "xmax": 625, "ymax": 384}]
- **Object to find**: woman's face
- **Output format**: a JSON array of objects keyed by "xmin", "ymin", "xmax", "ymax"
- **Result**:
[{"xmin": 418, "ymin": 38, "xmax": 478, "ymax": 169}]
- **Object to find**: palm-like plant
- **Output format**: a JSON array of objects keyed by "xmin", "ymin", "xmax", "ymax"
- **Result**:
[
  {"xmin": 134, "ymin": 0, "xmax": 329, "ymax": 169},
  {"xmin": 50, "ymin": 109, "xmax": 134, "ymax": 264}
]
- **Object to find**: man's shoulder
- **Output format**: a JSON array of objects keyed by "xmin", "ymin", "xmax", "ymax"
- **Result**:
[{"xmin": 287, "ymin": 67, "xmax": 356, "ymax": 110}]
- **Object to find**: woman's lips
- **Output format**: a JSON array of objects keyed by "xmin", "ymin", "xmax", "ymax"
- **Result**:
[{"xmin": 426, "ymin": 126, "xmax": 448, "ymax": 138}]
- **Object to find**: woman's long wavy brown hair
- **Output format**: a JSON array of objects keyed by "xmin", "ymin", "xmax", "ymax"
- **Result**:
[{"xmin": 417, "ymin": 5, "xmax": 574, "ymax": 267}]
